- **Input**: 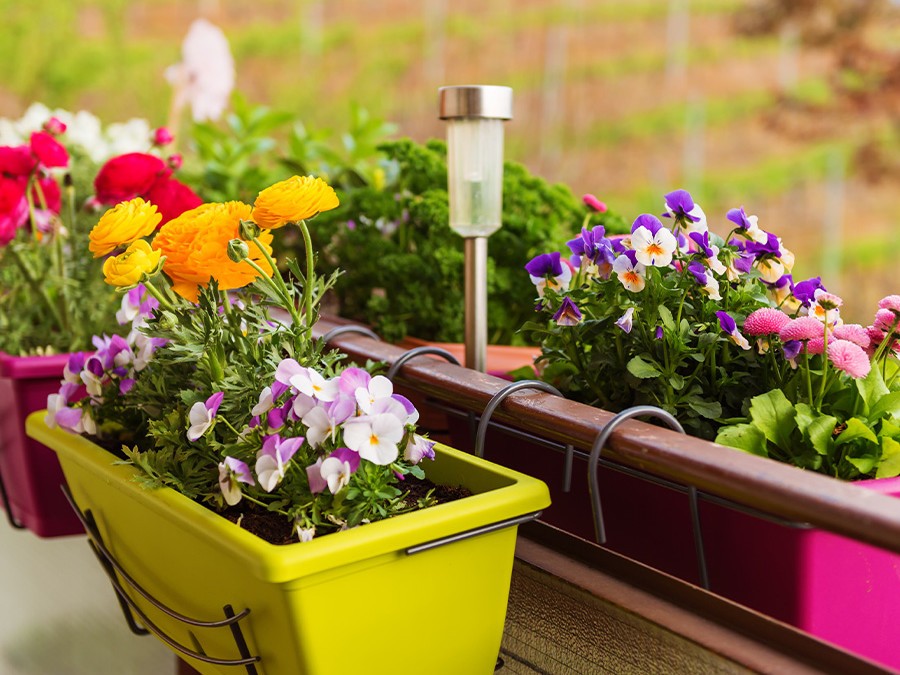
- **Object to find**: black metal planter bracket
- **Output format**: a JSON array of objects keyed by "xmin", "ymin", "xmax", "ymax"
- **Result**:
[
  {"xmin": 386, "ymin": 345, "xmax": 461, "ymax": 379},
  {"xmin": 387, "ymin": 345, "xmax": 464, "ymax": 437},
  {"xmin": 587, "ymin": 406, "xmax": 711, "ymax": 590},
  {"xmin": 322, "ymin": 325, "xmax": 382, "ymax": 343},
  {"xmin": 0, "ymin": 466, "xmax": 25, "ymax": 529},
  {"xmin": 60, "ymin": 485, "xmax": 261, "ymax": 672},
  {"xmin": 474, "ymin": 380, "xmax": 576, "ymax": 492}
]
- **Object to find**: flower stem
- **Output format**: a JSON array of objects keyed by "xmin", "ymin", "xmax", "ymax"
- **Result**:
[
  {"xmin": 139, "ymin": 280, "xmax": 177, "ymax": 314},
  {"xmin": 297, "ymin": 219, "xmax": 315, "ymax": 326},
  {"xmin": 5, "ymin": 244, "xmax": 66, "ymax": 333},
  {"xmin": 243, "ymin": 255, "xmax": 302, "ymax": 328}
]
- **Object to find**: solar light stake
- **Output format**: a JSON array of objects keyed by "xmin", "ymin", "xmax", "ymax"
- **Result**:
[{"xmin": 438, "ymin": 85, "xmax": 513, "ymax": 372}]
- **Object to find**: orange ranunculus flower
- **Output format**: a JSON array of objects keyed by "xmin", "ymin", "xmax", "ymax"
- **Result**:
[
  {"xmin": 90, "ymin": 197, "xmax": 162, "ymax": 258},
  {"xmin": 152, "ymin": 201, "xmax": 274, "ymax": 302},
  {"xmin": 252, "ymin": 175, "xmax": 339, "ymax": 229},
  {"xmin": 102, "ymin": 239, "xmax": 162, "ymax": 288}
]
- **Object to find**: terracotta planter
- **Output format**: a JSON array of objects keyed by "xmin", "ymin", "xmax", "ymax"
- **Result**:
[
  {"xmin": 27, "ymin": 412, "xmax": 550, "ymax": 675},
  {"xmin": 449, "ymin": 418, "xmax": 900, "ymax": 671},
  {"xmin": 0, "ymin": 352, "xmax": 83, "ymax": 537}
]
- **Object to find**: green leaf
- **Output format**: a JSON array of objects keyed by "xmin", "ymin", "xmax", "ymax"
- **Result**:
[
  {"xmin": 658, "ymin": 305, "xmax": 675, "ymax": 332},
  {"xmin": 856, "ymin": 366, "xmax": 890, "ymax": 415},
  {"xmin": 716, "ymin": 424, "xmax": 769, "ymax": 457},
  {"xmin": 795, "ymin": 403, "xmax": 836, "ymax": 456},
  {"xmin": 626, "ymin": 355, "xmax": 661, "ymax": 379},
  {"xmin": 834, "ymin": 417, "xmax": 879, "ymax": 447},
  {"xmin": 747, "ymin": 389, "xmax": 797, "ymax": 452},
  {"xmin": 669, "ymin": 374, "xmax": 685, "ymax": 391},
  {"xmin": 870, "ymin": 391, "xmax": 900, "ymax": 421},
  {"xmin": 847, "ymin": 455, "xmax": 877, "ymax": 474},
  {"xmin": 688, "ymin": 399, "xmax": 722, "ymax": 419},
  {"xmin": 877, "ymin": 437, "xmax": 900, "ymax": 478}
]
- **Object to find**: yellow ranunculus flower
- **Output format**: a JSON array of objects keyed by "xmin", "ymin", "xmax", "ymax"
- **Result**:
[
  {"xmin": 102, "ymin": 239, "xmax": 161, "ymax": 288},
  {"xmin": 90, "ymin": 198, "xmax": 162, "ymax": 258},
  {"xmin": 152, "ymin": 202, "xmax": 274, "ymax": 302},
  {"xmin": 252, "ymin": 175, "xmax": 339, "ymax": 229}
]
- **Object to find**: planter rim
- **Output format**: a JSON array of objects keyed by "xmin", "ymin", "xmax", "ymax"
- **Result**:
[
  {"xmin": 0, "ymin": 351, "xmax": 80, "ymax": 379},
  {"xmin": 26, "ymin": 411, "xmax": 550, "ymax": 583}
]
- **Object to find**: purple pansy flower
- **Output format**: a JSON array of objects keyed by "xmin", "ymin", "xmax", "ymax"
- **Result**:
[
  {"xmin": 663, "ymin": 189, "xmax": 701, "ymax": 222},
  {"xmin": 743, "ymin": 232, "xmax": 781, "ymax": 258},
  {"xmin": 615, "ymin": 307, "xmax": 635, "ymax": 334},
  {"xmin": 716, "ymin": 311, "xmax": 751, "ymax": 350},
  {"xmin": 524, "ymin": 252, "xmax": 564, "ymax": 278},
  {"xmin": 256, "ymin": 434, "xmax": 304, "ymax": 492},
  {"xmin": 553, "ymin": 297, "xmax": 582, "ymax": 326},
  {"xmin": 792, "ymin": 277, "xmax": 826, "ymax": 308},
  {"xmin": 320, "ymin": 447, "xmax": 362, "ymax": 494},
  {"xmin": 218, "ymin": 457, "xmax": 255, "ymax": 506},
  {"xmin": 186, "ymin": 391, "xmax": 224, "ymax": 441}
]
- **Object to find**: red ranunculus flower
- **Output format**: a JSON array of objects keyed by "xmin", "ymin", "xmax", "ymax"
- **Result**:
[
  {"xmin": 0, "ymin": 145, "xmax": 37, "ymax": 177},
  {"xmin": 144, "ymin": 176, "xmax": 203, "ymax": 225},
  {"xmin": 33, "ymin": 176, "xmax": 62, "ymax": 214},
  {"xmin": 0, "ymin": 176, "xmax": 28, "ymax": 245},
  {"xmin": 94, "ymin": 152, "xmax": 171, "ymax": 204},
  {"xmin": 30, "ymin": 131, "xmax": 69, "ymax": 169}
]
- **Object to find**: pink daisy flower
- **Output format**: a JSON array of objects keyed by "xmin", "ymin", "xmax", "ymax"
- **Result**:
[
  {"xmin": 806, "ymin": 337, "xmax": 825, "ymax": 355},
  {"xmin": 779, "ymin": 316, "xmax": 824, "ymax": 342},
  {"xmin": 832, "ymin": 323, "xmax": 870, "ymax": 349},
  {"xmin": 874, "ymin": 309, "xmax": 899, "ymax": 333},
  {"xmin": 743, "ymin": 308, "xmax": 791, "ymax": 336},
  {"xmin": 827, "ymin": 339, "xmax": 871, "ymax": 379},
  {"xmin": 878, "ymin": 295, "xmax": 900, "ymax": 315}
]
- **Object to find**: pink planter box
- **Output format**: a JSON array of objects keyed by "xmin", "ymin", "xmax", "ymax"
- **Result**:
[
  {"xmin": 0, "ymin": 352, "xmax": 83, "ymax": 537},
  {"xmin": 453, "ymin": 420, "xmax": 900, "ymax": 670}
]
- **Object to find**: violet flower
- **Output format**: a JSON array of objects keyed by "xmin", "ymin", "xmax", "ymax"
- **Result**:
[
  {"xmin": 218, "ymin": 457, "xmax": 255, "ymax": 506},
  {"xmin": 186, "ymin": 391, "xmax": 224, "ymax": 441},
  {"xmin": 553, "ymin": 297, "xmax": 583, "ymax": 326}
]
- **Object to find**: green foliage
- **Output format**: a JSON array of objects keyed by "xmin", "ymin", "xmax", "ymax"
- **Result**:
[
  {"xmin": 310, "ymin": 138, "xmax": 627, "ymax": 344},
  {"xmin": 717, "ymin": 362, "xmax": 900, "ymax": 480},
  {"xmin": 0, "ymin": 148, "xmax": 122, "ymax": 355}
]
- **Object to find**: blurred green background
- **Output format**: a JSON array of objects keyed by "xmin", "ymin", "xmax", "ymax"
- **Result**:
[{"xmin": 2, "ymin": 0, "xmax": 899, "ymax": 321}]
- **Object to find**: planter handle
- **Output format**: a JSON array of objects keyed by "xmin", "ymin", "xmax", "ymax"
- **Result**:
[
  {"xmin": 61, "ymin": 485, "xmax": 261, "ymax": 672},
  {"xmin": 588, "ymin": 406, "xmax": 711, "ymax": 590},
  {"xmin": 406, "ymin": 510, "xmax": 543, "ymax": 555},
  {"xmin": 473, "ymin": 380, "xmax": 576, "ymax": 491},
  {"xmin": 0, "ymin": 466, "xmax": 26, "ymax": 529},
  {"xmin": 322, "ymin": 325, "xmax": 382, "ymax": 343}
]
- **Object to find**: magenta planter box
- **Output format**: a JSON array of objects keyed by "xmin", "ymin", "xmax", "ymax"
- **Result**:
[
  {"xmin": 452, "ymin": 419, "xmax": 900, "ymax": 670},
  {"xmin": 0, "ymin": 352, "xmax": 83, "ymax": 537}
]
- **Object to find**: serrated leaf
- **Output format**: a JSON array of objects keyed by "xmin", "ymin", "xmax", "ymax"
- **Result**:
[{"xmin": 626, "ymin": 355, "xmax": 661, "ymax": 379}]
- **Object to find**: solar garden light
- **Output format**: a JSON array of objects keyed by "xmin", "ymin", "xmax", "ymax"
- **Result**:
[{"xmin": 438, "ymin": 85, "xmax": 513, "ymax": 372}]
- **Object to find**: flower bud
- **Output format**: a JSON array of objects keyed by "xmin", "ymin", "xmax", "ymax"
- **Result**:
[
  {"xmin": 227, "ymin": 238, "xmax": 250, "ymax": 263},
  {"xmin": 43, "ymin": 117, "xmax": 66, "ymax": 136},
  {"xmin": 166, "ymin": 153, "xmax": 183, "ymax": 170},
  {"xmin": 153, "ymin": 127, "xmax": 174, "ymax": 146},
  {"xmin": 238, "ymin": 219, "xmax": 261, "ymax": 241}
]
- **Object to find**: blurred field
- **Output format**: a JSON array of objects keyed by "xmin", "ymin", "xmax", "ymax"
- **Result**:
[{"xmin": 2, "ymin": 0, "xmax": 899, "ymax": 321}]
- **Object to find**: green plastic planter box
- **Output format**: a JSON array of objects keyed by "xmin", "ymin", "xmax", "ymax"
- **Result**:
[{"xmin": 26, "ymin": 412, "xmax": 550, "ymax": 675}]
